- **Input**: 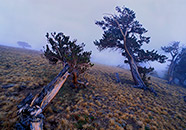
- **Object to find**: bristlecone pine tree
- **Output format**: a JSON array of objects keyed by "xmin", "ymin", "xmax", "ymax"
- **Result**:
[
  {"xmin": 44, "ymin": 32, "xmax": 93, "ymax": 88},
  {"xmin": 161, "ymin": 41, "xmax": 180, "ymax": 83},
  {"xmin": 162, "ymin": 42, "xmax": 186, "ymax": 86},
  {"xmin": 174, "ymin": 48, "xmax": 186, "ymax": 87},
  {"xmin": 94, "ymin": 6, "xmax": 167, "ymax": 92}
]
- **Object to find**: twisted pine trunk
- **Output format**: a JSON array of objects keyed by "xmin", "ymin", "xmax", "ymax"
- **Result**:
[
  {"xmin": 167, "ymin": 60, "xmax": 175, "ymax": 83},
  {"xmin": 121, "ymin": 28, "xmax": 156, "ymax": 94},
  {"xmin": 112, "ymin": 17, "xmax": 147, "ymax": 89},
  {"xmin": 167, "ymin": 51, "xmax": 185, "ymax": 84},
  {"xmin": 123, "ymin": 37, "xmax": 147, "ymax": 89},
  {"xmin": 167, "ymin": 56, "xmax": 177, "ymax": 84}
]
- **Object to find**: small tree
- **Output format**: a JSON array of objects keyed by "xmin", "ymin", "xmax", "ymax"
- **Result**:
[
  {"xmin": 94, "ymin": 6, "xmax": 167, "ymax": 91},
  {"xmin": 44, "ymin": 32, "xmax": 93, "ymax": 88},
  {"xmin": 17, "ymin": 41, "xmax": 32, "ymax": 48},
  {"xmin": 161, "ymin": 41, "xmax": 180, "ymax": 83},
  {"xmin": 17, "ymin": 32, "xmax": 93, "ymax": 130}
]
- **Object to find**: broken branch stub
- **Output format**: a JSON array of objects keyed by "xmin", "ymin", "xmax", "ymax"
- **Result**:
[{"xmin": 17, "ymin": 64, "xmax": 70, "ymax": 130}]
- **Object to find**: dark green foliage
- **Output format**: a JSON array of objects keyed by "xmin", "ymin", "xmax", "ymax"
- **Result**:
[
  {"xmin": 73, "ymin": 114, "xmax": 95, "ymax": 129},
  {"xmin": 161, "ymin": 41, "xmax": 180, "ymax": 63},
  {"xmin": 44, "ymin": 32, "xmax": 93, "ymax": 74},
  {"xmin": 74, "ymin": 120, "xmax": 87, "ymax": 129},
  {"xmin": 94, "ymin": 6, "xmax": 167, "ymax": 84},
  {"xmin": 138, "ymin": 66, "xmax": 154, "ymax": 86},
  {"xmin": 161, "ymin": 41, "xmax": 180, "ymax": 58}
]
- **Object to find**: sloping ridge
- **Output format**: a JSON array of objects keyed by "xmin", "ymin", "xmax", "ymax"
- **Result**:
[{"xmin": 0, "ymin": 45, "xmax": 186, "ymax": 130}]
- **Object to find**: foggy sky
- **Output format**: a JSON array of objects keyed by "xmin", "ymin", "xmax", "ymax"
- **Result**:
[{"xmin": 0, "ymin": 0, "xmax": 186, "ymax": 71}]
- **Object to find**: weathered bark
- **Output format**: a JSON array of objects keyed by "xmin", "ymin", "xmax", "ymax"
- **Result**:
[
  {"xmin": 30, "ymin": 120, "xmax": 43, "ymax": 130},
  {"xmin": 17, "ymin": 64, "xmax": 70, "ymax": 130},
  {"xmin": 30, "ymin": 64, "xmax": 69, "ymax": 109},
  {"xmin": 111, "ymin": 16, "xmax": 147, "ymax": 89},
  {"xmin": 167, "ymin": 54, "xmax": 177, "ymax": 83},
  {"xmin": 122, "ymin": 29, "xmax": 157, "ymax": 94},
  {"xmin": 128, "ymin": 58, "xmax": 147, "ymax": 88},
  {"xmin": 72, "ymin": 71, "xmax": 78, "ymax": 88},
  {"xmin": 167, "ymin": 60, "xmax": 176, "ymax": 83}
]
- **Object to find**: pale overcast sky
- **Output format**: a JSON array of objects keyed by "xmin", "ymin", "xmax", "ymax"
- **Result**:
[{"xmin": 0, "ymin": 0, "xmax": 186, "ymax": 68}]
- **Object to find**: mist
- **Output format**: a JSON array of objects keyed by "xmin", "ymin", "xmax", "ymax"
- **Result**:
[{"xmin": 0, "ymin": 0, "xmax": 186, "ymax": 75}]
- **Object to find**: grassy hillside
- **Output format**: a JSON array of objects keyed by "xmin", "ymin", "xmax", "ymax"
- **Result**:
[{"xmin": 0, "ymin": 45, "xmax": 186, "ymax": 130}]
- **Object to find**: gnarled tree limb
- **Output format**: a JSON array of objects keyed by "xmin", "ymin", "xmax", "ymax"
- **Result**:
[{"xmin": 17, "ymin": 64, "xmax": 70, "ymax": 130}]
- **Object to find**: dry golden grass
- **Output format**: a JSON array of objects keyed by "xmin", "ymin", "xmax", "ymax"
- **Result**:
[{"xmin": 0, "ymin": 45, "xmax": 186, "ymax": 130}]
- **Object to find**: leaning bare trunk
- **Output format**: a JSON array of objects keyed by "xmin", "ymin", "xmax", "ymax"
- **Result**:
[
  {"xmin": 124, "ymin": 40, "xmax": 156, "ymax": 94},
  {"xmin": 167, "ymin": 55, "xmax": 179, "ymax": 84},
  {"xmin": 122, "ymin": 32, "xmax": 147, "ymax": 89},
  {"xmin": 17, "ymin": 64, "xmax": 70, "ymax": 130},
  {"xmin": 128, "ymin": 58, "xmax": 147, "ymax": 88},
  {"xmin": 111, "ymin": 16, "xmax": 147, "ymax": 89},
  {"xmin": 167, "ymin": 60, "xmax": 176, "ymax": 84}
]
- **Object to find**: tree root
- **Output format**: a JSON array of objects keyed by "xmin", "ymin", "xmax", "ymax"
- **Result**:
[
  {"xmin": 72, "ymin": 80, "xmax": 89, "ymax": 88},
  {"xmin": 132, "ymin": 85, "xmax": 157, "ymax": 96},
  {"xmin": 72, "ymin": 71, "xmax": 88, "ymax": 88}
]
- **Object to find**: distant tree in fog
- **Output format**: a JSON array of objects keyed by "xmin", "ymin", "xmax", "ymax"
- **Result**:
[
  {"xmin": 161, "ymin": 41, "xmax": 180, "ymax": 83},
  {"xmin": 17, "ymin": 41, "xmax": 32, "ymax": 48},
  {"xmin": 162, "ymin": 42, "xmax": 186, "ymax": 87},
  {"xmin": 94, "ymin": 6, "xmax": 167, "ymax": 92},
  {"xmin": 174, "ymin": 48, "xmax": 186, "ymax": 87}
]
